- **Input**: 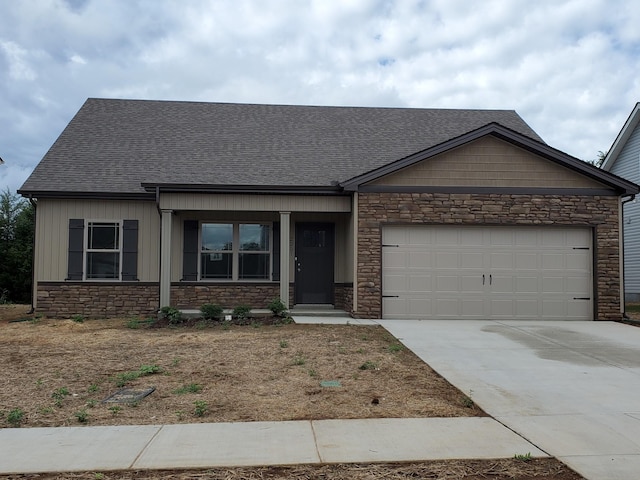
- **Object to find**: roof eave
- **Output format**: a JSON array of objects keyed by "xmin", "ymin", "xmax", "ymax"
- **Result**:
[
  {"xmin": 141, "ymin": 183, "xmax": 347, "ymax": 195},
  {"xmin": 601, "ymin": 102, "xmax": 640, "ymax": 171},
  {"xmin": 17, "ymin": 189, "xmax": 155, "ymax": 200}
]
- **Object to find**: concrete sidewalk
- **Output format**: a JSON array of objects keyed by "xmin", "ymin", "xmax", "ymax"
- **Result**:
[{"xmin": 0, "ymin": 417, "xmax": 546, "ymax": 474}]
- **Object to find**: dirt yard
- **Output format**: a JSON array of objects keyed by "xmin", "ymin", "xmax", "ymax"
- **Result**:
[{"xmin": 0, "ymin": 305, "xmax": 584, "ymax": 479}]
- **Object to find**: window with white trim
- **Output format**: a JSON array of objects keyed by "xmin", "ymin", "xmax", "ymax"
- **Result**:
[
  {"xmin": 85, "ymin": 221, "xmax": 121, "ymax": 280},
  {"xmin": 200, "ymin": 223, "xmax": 271, "ymax": 280}
]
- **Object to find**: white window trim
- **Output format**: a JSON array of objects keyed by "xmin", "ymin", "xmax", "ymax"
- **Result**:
[
  {"xmin": 84, "ymin": 220, "xmax": 122, "ymax": 281},
  {"xmin": 199, "ymin": 221, "xmax": 273, "ymax": 282}
]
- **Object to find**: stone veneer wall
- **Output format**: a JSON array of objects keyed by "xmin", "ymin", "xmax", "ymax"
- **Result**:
[
  {"xmin": 355, "ymin": 193, "xmax": 621, "ymax": 320},
  {"xmin": 171, "ymin": 283, "xmax": 290, "ymax": 309},
  {"xmin": 36, "ymin": 282, "xmax": 159, "ymax": 318},
  {"xmin": 334, "ymin": 283, "xmax": 354, "ymax": 313}
]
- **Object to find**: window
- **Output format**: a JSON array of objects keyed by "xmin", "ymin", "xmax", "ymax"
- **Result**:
[
  {"xmin": 200, "ymin": 223, "xmax": 271, "ymax": 280},
  {"xmin": 86, "ymin": 222, "xmax": 121, "ymax": 279}
]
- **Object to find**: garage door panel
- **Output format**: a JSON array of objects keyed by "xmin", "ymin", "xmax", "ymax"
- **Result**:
[{"xmin": 382, "ymin": 226, "xmax": 592, "ymax": 320}]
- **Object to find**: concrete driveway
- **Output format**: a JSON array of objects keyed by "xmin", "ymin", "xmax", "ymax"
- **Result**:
[{"xmin": 379, "ymin": 320, "xmax": 640, "ymax": 480}]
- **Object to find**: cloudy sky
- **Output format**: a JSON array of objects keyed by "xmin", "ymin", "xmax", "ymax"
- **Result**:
[{"xmin": 2, "ymin": 0, "xmax": 640, "ymax": 194}]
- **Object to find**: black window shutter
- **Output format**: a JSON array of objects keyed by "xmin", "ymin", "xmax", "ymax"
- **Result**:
[
  {"xmin": 182, "ymin": 220, "xmax": 199, "ymax": 281},
  {"xmin": 272, "ymin": 222, "xmax": 280, "ymax": 281},
  {"xmin": 121, "ymin": 220, "xmax": 139, "ymax": 281},
  {"xmin": 67, "ymin": 219, "xmax": 84, "ymax": 280}
]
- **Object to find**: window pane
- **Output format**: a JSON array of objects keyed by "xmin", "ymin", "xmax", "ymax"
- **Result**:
[
  {"xmin": 240, "ymin": 224, "xmax": 270, "ymax": 251},
  {"xmin": 201, "ymin": 252, "xmax": 232, "ymax": 279},
  {"xmin": 86, "ymin": 252, "xmax": 119, "ymax": 279},
  {"xmin": 239, "ymin": 253, "xmax": 269, "ymax": 280},
  {"xmin": 88, "ymin": 222, "xmax": 119, "ymax": 249},
  {"xmin": 202, "ymin": 224, "xmax": 233, "ymax": 251}
]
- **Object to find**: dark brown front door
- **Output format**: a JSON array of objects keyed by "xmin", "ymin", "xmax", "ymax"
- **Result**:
[{"xmin": 295, "ymin": 223, "xmax": 334, "ymax": 304}]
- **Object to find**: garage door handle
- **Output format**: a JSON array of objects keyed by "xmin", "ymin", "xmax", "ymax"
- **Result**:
[
  {"xmin": 382, "ymin": 295, "xmax": 399, "ymax": 298},
  {"xmin": 573, "ymin": 297, "xmax": 590, "ymax": 300},
  {"xmin": 490, "ymin": 274, "xmax": 492, "ymax": 285},
  {"xmin": 482, "ymin": 274, "xmax": 485, "ymax": 285}
]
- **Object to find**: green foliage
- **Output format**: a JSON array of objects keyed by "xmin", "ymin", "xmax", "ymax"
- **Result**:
[
  {"xmin": 52, "ymin": 387, "xmax": 70, "ymax": 407},
  {"xmin": 71, "ymin": 314, "xmax": 85, "ymax": 323},
  {"xmin": 461, "ymin": 395, "xmax": 475, "ymax": 408},
  {"xmin": 74, "ymin": 409, "xmax": 89, "ymax": 423},
  {"xmin": 200, "ymin": 303, "xmax": 223, "ymax": 320},
  {"xmin": 279, "ymin": 339, "xmax": 288, "ymax": 348},
  {"xmin": 86, "ymin": 400, "xmax": 97, "ymax": 408},
  {"xmin": 114, "ymin": 365, "xmax": 162, "ymax": 387},
  {"xmin": 267, "ymin": 297, "xmax": 288, "ymax": 317},
  {"xmin": 109, "ymin": 406, "xmax": 122, "ymax": 415},
  {"xmin": 7, "ymin": 408, "xmax": 25, "ymax": 427},
  {"xmin": 387, "ymin": 343, "xmax": 404, "ymax": 353},
  {"xmin": 160, "ymin": 306, "xmax": 183, "ymax": 324},
  {"xmin": 359, "ymin": 360, "xmax": 378, "ymax": 371},
  {"xmin": 194, "ymin": 400, "xmax": 208, "ymax": 417},
  {"xmin": 173, "ymin": 383, "xmax": 202, "ymax": 394},
  {"xmin": 514, "ymin": 452, "xmax": 532, "ymax": 462},
  {"xmin": 88, "ymin": 383, "xmax": 99, "ymax": 393},
  {"xmin": 292, "ymin": 354, "xmax": 306, "ymax": 366},
  {"xmin": 232, "ymin": 304, "xmax": 251, "ymax": 320},
  {"xmin": 0, "ymin": 188, "xmax": 34, "ymax": 303}
]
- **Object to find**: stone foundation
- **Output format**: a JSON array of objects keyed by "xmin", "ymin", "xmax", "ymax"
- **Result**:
[
  {"xmin": 171, "ymin": 282, "xmax": 290, "ymax": 310},
  {"xmin": 355, "ymin": 192, "xmax": 621, "ymax": 320},
  {"xmin": 334, "ymin": 283, "xmax": 354, "ymax": 313},
  {"xmin": 36, "ymin": 282, "xmax": 159, "ymax": 318}
]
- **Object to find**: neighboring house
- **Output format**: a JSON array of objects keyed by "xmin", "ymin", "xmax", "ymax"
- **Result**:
[
  {"xmin": 602, "ymin": 102, "xmax": 640, "ymax": 302},
  {"xmin": 19, "ymin": 99, "xmax": 638, "ymax": 320}
]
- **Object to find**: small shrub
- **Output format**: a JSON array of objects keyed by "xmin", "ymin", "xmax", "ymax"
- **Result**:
[
  {"xmin": 514, "ymin": 452, "xmax": 532, "ymax": 462},
  {"xmin": 74, "ymin": 409, "xmax": 89, "ymax": 423},
  {"xmin": 52, "ymin": 387, "xmax": 70, "ymax": 406},
  {"xmin": 7, "ymin": 408, "xmax": 25, "ymax": 427},
  {"xmin": 173, "ymin": 383, "xmax": 202, "ymax": 395},
  {"xmin": 160, "ymin": 306, "xmax": 183, "ymax": 324},
  {"xmin": 139, "ymin": 364, "xmax": 162, "ymax": 375},
  {"xmin": 71, "ymin": 314, "xmax": 85, "ymax": 323},
  {"xmin": 232, "ymin": 304, "xmax": 251, "ymax": 320},
  {"xmin": 194, "ymin": 400, "xmax": 208, "ymax": 417},
  {"xmin": 200, "ymin": 303, "xmax": 223, "ymax": 320},
  {"xmin": 267, "ymin": 298, "xmax": 288, "ymax": 317}
]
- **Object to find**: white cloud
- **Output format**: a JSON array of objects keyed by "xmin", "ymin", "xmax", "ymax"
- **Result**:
[{"xmin": 2, "ymin": 0, "xmax": 640, "ymax": 194}]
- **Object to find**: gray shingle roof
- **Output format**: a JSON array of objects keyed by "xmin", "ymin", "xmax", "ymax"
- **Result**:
[{"xmin": 20, "ymin": 98, "xmax": 544, "ymax": 195}]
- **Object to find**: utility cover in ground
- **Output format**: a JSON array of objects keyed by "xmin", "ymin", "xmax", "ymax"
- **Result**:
[
  {"xmin": 102, "ymin": 387, "xmax": 156, "ymax": 404},
  {"xmin": 320, "ymin": 380, "xmax": 341, "ymax": 387}
]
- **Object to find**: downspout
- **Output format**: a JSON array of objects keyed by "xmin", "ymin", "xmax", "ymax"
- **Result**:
[
  {"xmin": 27, "ymin": 195, "xmax": 37, "ymax": 314},
  {"xmin": 155, "ymin": 186, "xmax": 162, "ymax": 312},
  {"xmin": 621, "ymin": 194, "xmax": 635, "ymax": 319}
]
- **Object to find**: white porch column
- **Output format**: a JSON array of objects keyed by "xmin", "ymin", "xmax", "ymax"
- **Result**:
[
  {"xmin": 160, "ymin": 209, "xmax": 173, "ymax": 307},
  {"xmin": 279, "ymin": 212, "xmax": 291, "ymax": 308}
]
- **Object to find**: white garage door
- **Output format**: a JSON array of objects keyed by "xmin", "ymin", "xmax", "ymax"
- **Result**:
[{"xmin": 382, "ymin": 226, "xmax": 593, "ymax": 320}]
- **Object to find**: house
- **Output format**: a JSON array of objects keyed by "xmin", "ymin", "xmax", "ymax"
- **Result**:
[
  {"xmin": 19, "ymin": 98, "xmax": 638, "ymax": 320},
  {"xmin": 601, "ymin": 103, "xmax": 640, "ymax": 302}
]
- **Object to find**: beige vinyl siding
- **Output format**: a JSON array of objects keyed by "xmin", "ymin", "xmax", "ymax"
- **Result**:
[
  {"xmin": 35, "ymin": 199, "xmax": 159, "ymax": 282},
  {"xmin": 160, "ymin": 193, "xmax": 351, "ymax": 212},
  {"xmin": 368, "ymin": 136, "xmax": 610, "ymax": 189}
]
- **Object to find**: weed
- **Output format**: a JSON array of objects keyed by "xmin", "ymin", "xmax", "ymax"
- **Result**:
[
  {"xmin": 175, "ymin": 410, "xmax": 185, "ymax": 420},
  {"xmin": 308, "ymin": 369, "xmax": 318, "ymax": 377},
  {"xmin": 173, "ymin": 383, "xmax": 202, "ymax": 395},
  {"xmin": 194, "ymin": 400, "xmax": 208, "ymax": 417},
  {"xmin": 86, "ymin": 400, "xmax": 97, "ymax": 408},
  {"xmin": 222, "ymin": 319, "xmax": 231, "ymax": 330},
  {"xmin": 171, "ymin": 357, "xmax": 181, "ymax": 367},
  {"xmin": 125, "ymin": 317, "xmax": 141, "ymax": 329},
  {"xmin": 275, "ymin": 316, "xmax": 293, "ymax": 325},
  {"xmin": 94, "ymin": 473, "xmax": 105, "ymax": 480},
  {"xmin": 514, "ymin": 452, "xmax": 532, "ymax": 462},
  {"xmin": 39, "ymin": 406, "xmax": 54, "ymax": 415},
  {"xmin": 52, "ymin": 387, "xmax": 70, "ymax": 406},
  {"xmin": 74, "ymin": 409, "xmax": 89, "ymax": 423},
  {"xmin": 292, "ymin": 355, "xmax": 306, "ymax": 366},
  {"xmin": 279, "ymin": 339, "xmax": 289, "ymax": 348},
  {"xmin": 461, "ymin": 389, "xmax": 475, "ymax": 408},
  {"xmin": 200, "ymin": 303, "xmax": 223, "ymax": 320},
  {"xmin": 88, "ymin": 383, "xmax": 99, "ymax": 393},
  {"xmin": 388, "ymin": 343, "xmax": 404, "ymax": 353},
  {"xmin": 359, "ymin": 360, "xmax": 378, "ymax": 371},
  {"xmin": 232, "ymin": 304, "xmax": 251, "ymax": 320},
  {"xmin": 267, "ymin": 297, "xmax": 288, "ymax": 317},
  {"xmin": 139, "ymin": 364, "xmax": 162, "ymax": 375},
  {"xmin": 35, "ymin": 378, "xmax": 44, "ymax": 387},
  {"xmin": 114, "ymin": 365, "xmax": 162, "ymax": 387},
  {"xmin": 7, "ymin": 408, "xmax": 25, "ymax": 427},
  {"xmin": 195, "ymin": 320, "xmax": 209, "ymax": 330},
  {"xmin": 356, "ymin": 348, "xmax": 366, "ymax": 354},
  {"xmin": 338, "ymin": 347, "xmax": 347, "ymax": 354},
  {"xmin": 160, "ymin": 306, "xmax": 183, "ymax": 324},
  {"xmin": 71, "ymin": 314, "xmax": 85, "ymax": 323},
  {"xmin": 109, "ymin": 406, "xmax": 122, "ymax": 415}
]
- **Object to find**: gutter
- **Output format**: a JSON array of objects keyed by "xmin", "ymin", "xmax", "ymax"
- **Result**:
[{"xmin": 155, "ymin": 186, "xmax": 162, "ymax": 312}]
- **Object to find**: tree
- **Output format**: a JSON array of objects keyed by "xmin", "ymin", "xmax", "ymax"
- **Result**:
[{"xmin": 0, "ymin": 188, "xmax": 34, "ymax": 303}]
